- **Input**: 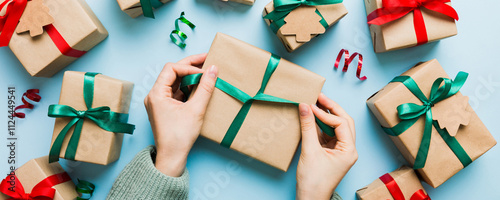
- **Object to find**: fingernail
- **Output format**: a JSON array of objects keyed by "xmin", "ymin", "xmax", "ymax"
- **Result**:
[
  {"xmin": 299, "ymin": 104, "xmax": 309, "ymax": 116},
  {"xmin": 208, "ymin": 65, "xmax": 217, "ymax": 79}
]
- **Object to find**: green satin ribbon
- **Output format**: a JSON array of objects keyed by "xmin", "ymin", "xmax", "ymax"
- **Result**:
[
  {"xmin": 140, "ymin": 0, "xmax": 164, "ymax": 19},
  {"xmin": 264, "ymin": 0, "xmax": 342, "ymax": 34},
  {"xmin": 48, "ymin": 73, "xmax": 135, "ymax": 163},
  {"xmin": 170, "ymin": 12, "xmax": 196, "ymax": 49},
  {"xmin": 180, "ymin": 54, "xmax": 334, "ymax": 148},
  {"xmin": 382, "ymin": 71, "xmax": 472, "ymax": 169},
  {"xmin": 76, "ymin": 179, "xmax": 95, "ymax": 200}
]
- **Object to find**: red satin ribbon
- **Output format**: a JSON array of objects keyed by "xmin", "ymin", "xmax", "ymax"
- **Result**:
[
  {"xmin": 13, "ymin": 89, "xmax": 41, "ymax": 118},
  {"xmin": 379, "ymin": 173, "xmax": 431, "ymax": 200},
  {"xmin": 367, "ymin": 0, "xmax": 459, "ymax": 45},
  {"xmin": 0, "ymin": 172, "xmax": 72, "ymax": 200},
  {"xmin": 0, "ymin": 0, "xmax": 86, "ymax": 57},
  {"xmin": 334, "ymin": 49, "xmax": 367, "ymax": 81}
]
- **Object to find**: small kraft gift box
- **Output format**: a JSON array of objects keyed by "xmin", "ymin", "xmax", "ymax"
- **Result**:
[
  {"xmin": 364, "ymin": 0, "xmax": 459, "ymax": 53},
  {"xmin": 220, "ymin": 0, "xmax": 254, "ymax": 5},
  {"xmin": 180, "ymin": 33, "xmax": 333, "ymax": 171},
  {"xmin": 263, "ymin": 0, "xmax": 347, "ymax": 52},
  {"xmin": 366, "ymin": 59, "xmax": 496, "ymax": 188},
  {"xmin": 357, "ymin": 166, "xmax": 430, "ymax": 200},
  {"xmin": 48, "ymin": 71, "xmax": 135, "ymax": 165},
  {"xmin": 0, "ymin": 156, "xmax": 78, "ymax": 200},
  {"xmin": 117, "ymin": 0, "xmax": 171, "ymax": 18},
  {"xmin": 0, "ymin": 0, "xmax": 108, "ymax": 77}
]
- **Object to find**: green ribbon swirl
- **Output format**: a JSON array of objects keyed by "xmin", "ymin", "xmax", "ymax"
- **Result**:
[
  {"xmin": 263, "ymin": 0, "xmax": 342, "ymax": 34},
  {"xmin": 140, "ymin": 0, "xmax": 164, "ymax": 19},
  {"xmin": 180, "ymin": 54, "xmax": 334, "ymax": 148},
  {"xmin": 382, "ymin": 71, "xmax": 472, "ymax": 169},
  {"xmin": 48, "ymin": 73, "xmax": 135, "ymax": 163},
  {"xmin": 76, "ymin": 179, "xmax": 95, "ymax": 200},
  {"xmin": 170, "ymin": 12, "xmax": 196, "ymax": 49}
]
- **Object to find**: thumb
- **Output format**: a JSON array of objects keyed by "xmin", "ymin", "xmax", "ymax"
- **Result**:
[
  {"xmin": 299, "ymin": 104, "xmax": 321, "ymax": 153},
  {"xmin": 188, "ymin": 65, "xmax": 218, "ymax": 110}
]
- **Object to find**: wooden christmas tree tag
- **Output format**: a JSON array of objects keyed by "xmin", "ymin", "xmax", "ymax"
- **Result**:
[
  {"xmin": 280, "ymin": 6, "xmax": 325, "ymax": 42},
  {"xmin": 432, "ymin": 95, "xmax": 472, "ymax": 137},
  {"xmin": 16, "ymin": 0, "xmax": 55, "ymax": 37}
]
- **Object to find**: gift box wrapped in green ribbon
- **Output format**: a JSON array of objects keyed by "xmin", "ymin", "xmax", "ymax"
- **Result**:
[
  {"xmin": 367, "ymin": 59, "xmax": 496, "ymax": 188},
  {"xmin": 117, "ymin": 0, "xmax": 171, "ymax": 18},
  {"xmin": 263, "ymin": 0, "xmax": 348, "ymax": 52},
  {"xmin": 48, "ymin": 71, "xmax": 135, "ymax": 165},
  {"xmin": 181, "ymin": 33, "xmax": 333, "ymax": 171}
]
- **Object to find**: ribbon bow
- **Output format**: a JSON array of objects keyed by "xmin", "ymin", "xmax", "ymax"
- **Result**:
[
  {"xmin": 367, "ymin": 0, "xmax": 458, "ymax": 45},
  {"xmin": 263, "ymin": 0, "xmax": 342, "ymax": 33},
  {"xmin": 180, "ymin": 54, "xmax": 334, "ymax": 148},
  {"xmin": 0, "ymin": 172, "xmax": 71, "ymax": 200},
  {"xmin": 48, "ymin": 72, "xmax": 135, "ymax": 163},
  {"xmin": 383, "ymin": 71, "xmax": 472, "ymax": 169},
  {"xmin": 379, "ymin": 173, "xmax": 430, "ymax": 200}
]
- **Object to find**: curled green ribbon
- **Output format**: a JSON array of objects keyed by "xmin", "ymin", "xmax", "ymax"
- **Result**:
[
  {"xmin": 263, "ymin": 0, "xmax": 342, "ymax": 34},
  {"xmin": 170, "ymin": 12, "xmax": 196, "ymax": 49},
  {"xmin": 382, "ymin": 71, "xmax": 472, "ymax": 169},
  {"xmin": 48, "ymin": 73, "xmax": 135, "ymax": 163},
  {"xmin": 140, "ymin": 0, "xmax": 164, "ymax": 19},
  {"xmin": 76, "ymin": 179, "xmax": 95, "ymax": 200},
  {"xmin": 180, "ymin": 54, "xmax": 334, "ymax": 148}
]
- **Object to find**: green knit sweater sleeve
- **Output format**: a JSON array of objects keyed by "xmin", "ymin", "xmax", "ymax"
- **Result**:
[
  {"xmin": 106, "ymin": 145, "xmax": 189, "ymax": 200},
  {"xmin": 331, "ymin": 192, "xmax": 343, "ymax": 200}
]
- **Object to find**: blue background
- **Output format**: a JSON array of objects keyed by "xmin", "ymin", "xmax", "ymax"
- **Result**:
[{"xmin": 1, "ymin": 0, "xmax": 499, "ymax": 199}]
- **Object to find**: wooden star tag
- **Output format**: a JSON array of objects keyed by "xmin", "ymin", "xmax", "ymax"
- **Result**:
[
  {"xmin": 16, "ymin": 0, "xmax": 55, "ymax": 37},
  {"xmin": 280, "ymin": 6, "xmax": 325, "ymax": 42},
  {"xmin": 432, "ymin": 95, "xmax": 472, "ymax": 137}
]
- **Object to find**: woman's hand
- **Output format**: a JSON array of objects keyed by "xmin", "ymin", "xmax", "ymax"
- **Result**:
[
  {"xmin": 144, "ymin": 53, "xmax": 218, "ymax": 177},
  {"xmin": 296, "ymin": 93, "xmax": 358, "ymax": 200}
]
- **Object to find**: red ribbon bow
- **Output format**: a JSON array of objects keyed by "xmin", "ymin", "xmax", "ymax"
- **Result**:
[
  {"xmin": 0, "ymin": 0, "xmax": 86, "ymax": 57},
  {"xmin": 379, "ymin": 173, "xmax": 431, "ymax": 200},
  {"xmin": 0, "ymin": 172, "xmax": 71, "ymax": 200},
  {"xmin": 367, "ymin": 0, "xmax": 458, "ymax": 45}
]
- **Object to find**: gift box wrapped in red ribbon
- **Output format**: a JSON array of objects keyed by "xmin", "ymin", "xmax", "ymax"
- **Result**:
[
  {"xmin": 0, "ymin": 0, "xmax": 108, "ymax": 77},
  {"xmin": 364, "ymin": 0, "xmax": 458, "ymax": 53}
]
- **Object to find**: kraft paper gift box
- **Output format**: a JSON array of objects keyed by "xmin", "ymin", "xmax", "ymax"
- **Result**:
[
  {"xmin": 0, "ymin": 156, "xmax": 78, "ymax": 200},
  {"xmin": 356, "ymin": 166, "xmax": 429, "ymax": 200},
  {"xmin": 117, "ymin": 0, "xmax": 171, "ymax": 18},
  {"xmin": 364, "ymin": 0, "xmax": 458, "ymax": 53},
  {"xmin": 220, "ymin": 0, "xmax": 254, "ymax": 5},
  {"xmin": 49, "ymin": 71, "xmax": 134, "ymax": 165},
  {"xmin": 187, "ymin": 33, "xmax": 325, "ymax": 171},
  {"xmin": 366, "ymin": 59, "xmax": 496, "ymax": 188},
  {"xmin": 1, "ymin": 0, "xmax": 108, "ymax": 77},
  {"xmin": 263, "ymin": 1, "xmax": 347, "ymax": 52}
]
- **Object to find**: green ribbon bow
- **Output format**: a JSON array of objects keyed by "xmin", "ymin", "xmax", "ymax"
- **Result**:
[
  {"xmin": 263, "ymin": 0, "xmax": 342, "ymax": 33},
  {"xmin": 382, "ymin": 71, "xmax": 472, "ymax": 169},
  {"xmin": 48, "ymin": 73, "xmax": 135, "ymax": 163},
  {"xmin": 180, "ymin": 54, "xmax": 334, "ymax": 148},
  {"xmin": 140, "ymin": 0, "xmax": 164, "ymax": 19},
  {"xmin": 76, "ymin": 179, "xmax": 95, "ymax": 200},
  {"xmin": 170, "ymin": 12, "xmax": 196, "ymax": 49}
]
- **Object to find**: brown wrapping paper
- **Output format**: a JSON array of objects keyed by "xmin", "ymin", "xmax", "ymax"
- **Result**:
[
  {"xmin": 263, "ymin": 2, "xmax": 347, "ymax": 52},
  {"xmin": 0, "ymin": 156, "xmax": 78, "ymax": 200},
  {"xmin": 50, "ymin": 71, "xmax": 134, "ymax": 165},
  {"xmin": 356, "ymin": 166, "xmax": 427, "ymax": 200},
  {"xmin": 366, "ymin": 59, "xmax": 496, "ymax": 188},
  {"xmin": 192, "ymin": 33, "xmax": 325, "ymax": 171},
  {"xmin": 221, "ymin": 0, "xmax": 254, "ymax": 5},
  {"xmin": 6, "ymin": 0, "xmax": 108, "ymax": 77},
  {"xmin": 364, "ymin": 0, "xmax": 457, "ymax": 53},
  {"xmin": 117, "ymin": 0, "xmax": 171, "ymax": 18}
]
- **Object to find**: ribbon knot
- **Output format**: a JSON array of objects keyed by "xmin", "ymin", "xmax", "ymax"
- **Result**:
[
  {"xmin": 76, "ymin": 110, "xmax": 86, "ymax": 118},
  {"xmin": 0, "ymin": 172, "xmax": 72, "ymax": 200}
]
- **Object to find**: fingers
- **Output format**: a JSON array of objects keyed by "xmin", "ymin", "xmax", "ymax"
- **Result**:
[
  {"xmin": 177, "ymin": 53, "xmax": 208, "ymax": 66},
  {"xmin": 299, "ymin": 104, "xmax": 322, "ymax": 153},
  {"xmin": 187, "ymin": 65, "xmax": 218, "ymax": 111},
  {"xmin": 317, "ymin": 93, "xmax": 356, "ymax": 142},
  {"xmin": 153, "ymin": 63, "xmax": 204, "ymax": 93},
  {"xmin": 311, "ymin": 105, "xmax": 354, "ymax": 148}
]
